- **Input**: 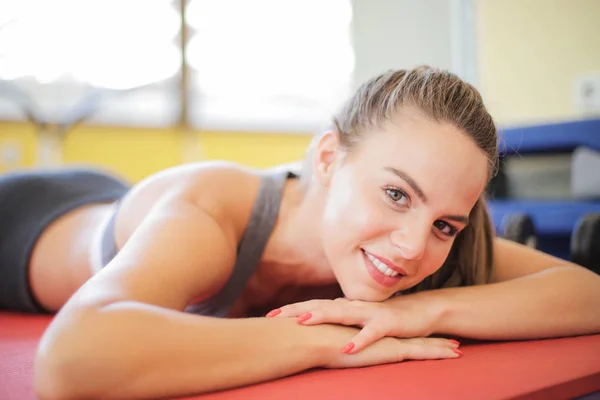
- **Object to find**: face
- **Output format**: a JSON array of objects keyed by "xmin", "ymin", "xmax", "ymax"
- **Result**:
[{"xmin": 314, "ymin": 110, "xmax": 490, "ymax": 301}]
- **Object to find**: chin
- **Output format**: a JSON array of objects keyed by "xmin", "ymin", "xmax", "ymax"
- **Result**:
[{"xmin": 339, "ymin": 283, "xmax": 392, "ymax": 302}]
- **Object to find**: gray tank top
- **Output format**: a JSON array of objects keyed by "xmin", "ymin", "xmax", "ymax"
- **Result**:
[{"xmin": 100, "ymin": 168, "xmax": 296, "ymax": 317}]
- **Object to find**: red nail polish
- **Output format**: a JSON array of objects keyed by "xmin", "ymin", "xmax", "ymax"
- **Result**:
[
  {"xmin": 266, "ymin": 309, "xmax": 281, "ymax": 318},
  {"xmin": 453, "ymin": 348, "xmax": 463, "ymax": 356},
  {"xmin": 342, "ymin": 342, "xmax": 355, "ymax": 354},
  {"xmin": 296, "ymin": 312, "xmax": 312, "ymax": 323},
  {"xmin": 449, "ymin": 339, "xmax": 460, "ymax": 346}
]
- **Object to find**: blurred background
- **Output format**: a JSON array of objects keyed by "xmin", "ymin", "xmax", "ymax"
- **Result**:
[{"xmin": 0, "ymin": 0, "xmax": 599, "ymax": 182}]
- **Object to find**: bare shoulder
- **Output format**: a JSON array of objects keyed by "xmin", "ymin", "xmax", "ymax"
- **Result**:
[
  {"xmin": 116, "ymin": 161, "xmax": 263, "ymax": 248},
  {"xmin": 67, "ymin": 162, "xmax": 268, "ymax": 311}
]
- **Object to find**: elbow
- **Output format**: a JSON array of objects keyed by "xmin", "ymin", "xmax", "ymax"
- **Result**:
[
  {"xmin": 33, "ymin": 309, "xmax": 113, "ymax": 400},
  {"xmin": 34, "ymin": 346, "xmax": 93, "ymax": 400},
  {"xmin": 34, "ymin": 355, "xmax": 80, "ymax": 400},
  {"xmin": 34, "ymin": 334, "xmax": 104, "ymax": 400}
]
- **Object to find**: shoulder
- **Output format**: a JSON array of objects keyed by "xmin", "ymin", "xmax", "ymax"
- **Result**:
[
  {"xmin": 186, "ymin": 161, "xmax": 264, "ymax": 239},
  {"xmin": 119, "ymin": 161, "xmax": 276, "ymax": 247}
]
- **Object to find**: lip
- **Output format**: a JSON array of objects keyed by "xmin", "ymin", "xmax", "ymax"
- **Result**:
[
  {"xmin": 363, "ymin": 250, "xmax": 408, "ymax": 276},
  {"xmin": 361, "ymin": 250, "xmax": 403, "ymax": 287}
]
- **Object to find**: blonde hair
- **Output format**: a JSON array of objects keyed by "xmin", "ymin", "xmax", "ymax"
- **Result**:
[{"xmin": 304, "ymin": 65, "xmax": 499, "ymax": 291}]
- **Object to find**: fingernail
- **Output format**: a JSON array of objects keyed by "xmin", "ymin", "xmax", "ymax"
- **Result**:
[
  {"xmin": 296, "ymin": 312, "xmax": 312, "ymax": 323},
  {"xmin": 449, "ymin": 339, "xmax": 460, "ymax": 346},
  {"xmin": 266, "ymin": 309, "xmax": 281, "ymax": 318},
  {"xmin": 341, "ymin": 342, "xmax": 355, "ymax": 354},
  {"xmin": 453, "ymin": 349, "xmax": 463, "ymax": 356}
]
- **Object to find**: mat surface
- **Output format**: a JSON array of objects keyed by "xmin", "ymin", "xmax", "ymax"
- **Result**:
[{"xmin": 1, "ymin": 312, "xmax": 599, "ymax": 400}]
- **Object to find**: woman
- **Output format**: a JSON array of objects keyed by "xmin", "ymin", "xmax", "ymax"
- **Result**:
[{"xmin": 1, "ymin": 66, "xmax": 598, "ymax": 399}]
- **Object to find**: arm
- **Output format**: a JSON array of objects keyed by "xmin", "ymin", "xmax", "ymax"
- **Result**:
[
  {"xmin": 407, "ymin": 238, "xmax": 600, "ymax": 340},
  {"xmin": 33, "ymin": 193, "xmax": 324, "ymax": 399},
  {"xmin": 39, "ymin": 302, "xmax": 344, "ymax": 399},
  {"xmin": 35, "ymin": 189, "xmax": 458, "ymax": 400},
  {"xmin": 272, "ymin": 238, "xmax": 600, "ymax": 352}
]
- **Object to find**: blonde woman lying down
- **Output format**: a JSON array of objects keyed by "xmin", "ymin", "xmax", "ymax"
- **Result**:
[{"xmin": 1, "ymin": 66, "xmax": 598, "ymax": 400}]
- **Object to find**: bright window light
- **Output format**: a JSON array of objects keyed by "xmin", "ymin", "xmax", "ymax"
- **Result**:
[
  {"xmin": 186, "ymin": 0, "xmax": 355, "ymax": 132},
  {"xmin": 0, "ymin": 0, "xmax": 181, "ymax": 126},
  {"xmin": 0, "ymin": 0, "xmax": 181, "ymax": 89}
]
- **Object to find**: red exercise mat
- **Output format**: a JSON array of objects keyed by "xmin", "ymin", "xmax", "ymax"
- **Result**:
[{"xmin": 1, "ymin": 312, "xmax": 599, "ymax": 400}]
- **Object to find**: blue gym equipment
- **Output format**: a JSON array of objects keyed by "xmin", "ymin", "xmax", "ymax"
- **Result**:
[{"xmin": 487, "ymin": 118, "xmax": 600, "ymax": 265}]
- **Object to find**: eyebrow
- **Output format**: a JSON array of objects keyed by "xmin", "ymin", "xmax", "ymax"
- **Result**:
[{"xmin": 384, "ymin": 166, "xmax": 470, "ymax": 225}]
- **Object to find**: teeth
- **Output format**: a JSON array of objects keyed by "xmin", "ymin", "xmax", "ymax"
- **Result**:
[{"xmin": 366, "ymin": 252, "xmax": 399, "ymax": 277}]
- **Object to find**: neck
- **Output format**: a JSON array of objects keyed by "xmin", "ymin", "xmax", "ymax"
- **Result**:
[{"xmin": 258, "ymin": 178, "xmax": 338, "ymax": 293}]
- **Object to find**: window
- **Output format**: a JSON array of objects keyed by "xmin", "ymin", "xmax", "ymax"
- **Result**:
[
  {"xmin": 185, "ymin": 0, "xmax": 355, "ymax": 132},
  {"xmin": 0, "ymin": 0, "xmax": 182, "ymax": 127},
  {"xmin": 0, "ymin": 0, "xmax": 355, "ymax": 132}
]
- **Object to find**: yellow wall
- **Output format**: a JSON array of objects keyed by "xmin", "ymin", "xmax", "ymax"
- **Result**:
[
  {"xmin": 476, "ymin": 0, "xmax": 600, "ymax": 125},
  {"xmin": 199, "ymin": 131, "xmax": 311, "ymax": 169},
  {"xmin": 0, "ymin": 121, "xmax": 312, "ymax": 182},
  {"xmin": 0, "ymin": 122, "xmax": 37, "ymax": 169},
  {"xmin": 62, "ymin": 125, "xmax": 184, "ymax": 182}
]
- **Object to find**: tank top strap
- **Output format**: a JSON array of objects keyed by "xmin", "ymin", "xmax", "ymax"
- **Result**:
[{"xmin": 185, "ymin": 168, "xmax": 295, "ymax": 317}]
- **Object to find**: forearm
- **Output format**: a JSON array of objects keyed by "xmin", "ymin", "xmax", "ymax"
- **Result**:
[
  {"xmin": 416, "ymin": 266, "xmax": 600, "ymax": 341},
  {"xmin": 35, "ymin": 301, "xmax": 346, "ymax": 400}
]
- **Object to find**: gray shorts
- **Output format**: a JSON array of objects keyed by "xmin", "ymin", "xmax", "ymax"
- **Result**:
[{"xmin": 0, "ymin": 168, "xmax": 130, "ymax": 313}]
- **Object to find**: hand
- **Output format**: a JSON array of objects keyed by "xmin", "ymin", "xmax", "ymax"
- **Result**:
[
  {"xmin": 324, "ymin": 335, "xmax": 462, "ymax": 369},
  {"xmin": 266, "ymin": 296, "xmax": 446, "ymax": 354}
]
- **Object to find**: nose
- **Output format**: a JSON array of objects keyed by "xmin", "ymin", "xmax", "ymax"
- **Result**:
[{"xmin": 389, "ymin": 217, "xmax": 429, "ymax": 261}]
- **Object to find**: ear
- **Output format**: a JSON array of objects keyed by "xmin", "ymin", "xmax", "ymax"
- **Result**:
[{"xmin": 313, "ymin": 131, "xmax": 341, "ymax": 187}]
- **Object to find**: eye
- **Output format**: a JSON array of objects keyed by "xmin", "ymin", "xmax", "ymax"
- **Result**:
[
  {"xmin": 434, "ymin": 220, "xmax": 458, "ymax": 237},
  {"xmin": 385, "ymin": 188, "xmax": 409, "ymax": 206}
]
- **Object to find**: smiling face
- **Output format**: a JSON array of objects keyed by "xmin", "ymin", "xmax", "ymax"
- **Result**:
[{"xmin": 315, "ymin": 109, "xmax": 490, "ymax": 301}]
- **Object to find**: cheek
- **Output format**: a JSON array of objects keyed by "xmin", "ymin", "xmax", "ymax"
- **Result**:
[
  {"xmin": 321, "ymin": 175, "xmax": 385, "ymax": 256},
  {"xmin": 419, "ymin": 241, "xmax": 455, "ymax": 277}
]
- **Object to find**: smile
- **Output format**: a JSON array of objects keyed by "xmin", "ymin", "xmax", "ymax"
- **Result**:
[{"xmin": 361, "ymin": 250, "xmax": 405, "ymax": 287}]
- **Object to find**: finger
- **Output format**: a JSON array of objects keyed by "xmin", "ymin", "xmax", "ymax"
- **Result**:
[
  {"xmin": 343, "ymin": 323, "xmax": 387, "ymax": 354},
  {"xmin": 402, "ymin": 337, "xmax": 460, "ymax": 348},
  {"xmin": 398, "ymin": 338, "xmax": 463, "ymax": 361},
  {"xmin": 298, "ymin": 303, "xmax": 367, "ymax": 326},
  {"xmin": 431, "ymin": 338, "xmax": 461, "ymax": 348},
  {"xmin": 405, "ymin": 337, "xmax": 460, "ymax": 348},
  {"xmin": 266, "ymin": 300, "xmax": 324, "ymax": 318}
]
